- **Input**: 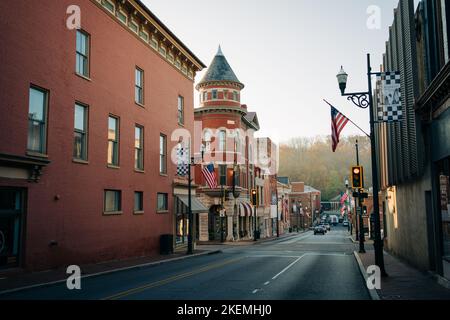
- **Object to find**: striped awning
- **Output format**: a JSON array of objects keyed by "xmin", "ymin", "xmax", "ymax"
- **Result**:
[{"xmin": 239, "ymin": 202, "xmax": 253, "ymax": 217}]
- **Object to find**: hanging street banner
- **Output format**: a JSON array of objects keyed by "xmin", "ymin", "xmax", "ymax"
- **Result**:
[{"xmin": 376, "ymin": 71, "xmax": 402, "ymax": 122}]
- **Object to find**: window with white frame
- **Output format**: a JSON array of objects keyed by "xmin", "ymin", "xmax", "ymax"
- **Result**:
[
  {"xmin": 150, "ymin": 35, "xmax": 158, "ymax": 49},
  {"xmin": 177, "ymin": 95, "xmax": 184, "ymax": 125},
  {"xmin": 139, "ymin": 29, "xmax": 149, "ymax": 42},
  {"xmin": 129, "ymin": 20, "xmax": 138, "ymax": 33},
  {"xmin": 117, "ymin": 10, "xmax": 127, "ymax": 24},
  {"xmin": 219, "ymin": 130, "xmax": 226, "ymax": 151},
  {"xmin": 135, "ymin": 67, "xmax": 144, "ymax": 105},
  {"xmin": 102, "ymin": 0, "xmax": 115, "ymax": 13}
]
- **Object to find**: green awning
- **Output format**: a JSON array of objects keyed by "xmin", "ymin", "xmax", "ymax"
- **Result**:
[{"xmin": 176, "ymin": 195, "xmax": 208, "ymax": 213}]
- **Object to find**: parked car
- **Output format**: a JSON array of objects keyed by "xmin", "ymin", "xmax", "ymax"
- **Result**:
[
  {"xmin": 314, "ymin": 226, "xmax": 325, "ymax": 235},
  {"xmin": 324, "ymin": 223, "xmax": 331, "ymax": 231},
  {"xmin": 343, "ymin": 221, "xmax": 349, "ymax": 227},
  {"xmin": 319, "ymin": 224, "xmax": 328, "ymax": 233}
]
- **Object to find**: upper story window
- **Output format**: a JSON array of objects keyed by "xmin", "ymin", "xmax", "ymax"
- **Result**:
[
  {"xmin": 219, "ymin": 130, "xmax": 226, "ymax": 151},
  {"xmin": 135, "ymin": 67, "xmax": 144, "ymax": 105},
  {"xmin": 181, "ymin": 64, "xmax": 187, "ymax": 75},
  {"xmin": 135, "ymin": 125, "xmax": 144, "ymax": 170},
  {"xmin": 159, "ymin": 44, "xmax": 167, "ymax": 57},
  {"xmin": 117, "ymin": 10, "xmax": 128, "ymax": 25},
  {"xmin": 76, "ymin": 30, "xmax": 90, "ymax": 77},
  {"xmin": 159, "ymin": 134, "xmax": 167, "ymax": 174},
  {"xmin": 102, "ymin": 0, "xmax": 115, "ymax": 13},
  {"xmin": 204, "ymin": 130, "xmax": 212, "ymax": 152},
  {"xmin": 27, "ymin": 86, "xmax": 48, "ymax": 154},
  {"xmin": 104, "ymin": 190, "xmax": 121, "ymax": 214},
  {"xmin": 168, "ymin": 51, "xmax": 175, "ymax": 64},
  {"xmin": 223, "ymin": 90, "xmax": 229, "ymax": 100},
  {"xmin": 212, "ymin": 90, "xmax": 218, "ymax": 100},
  {"xmin": 134, "ymin": 191, "xmax": 144, "ymax": 213},
  {"xmin": 178, "ymin": 96, "xmax": 184, "ymax": 125},
  {"xmin": 129, "ymin": 20, "xmax": 139, "ymax": 34},
  {"xmin": 107, "ymin": 116, "xmax": 119, "ymax": 166},
  {"xmin": 175, "ymin": 58, "xmax": 181, "ymax": 69},
  {"xmin": 203, "ymin": 91, "xmax": 208, "ymax": 102},
  {"xmin": 233, "ymin": 91, "xmax": 238, "ymax": 101},
  {"xmin": 219, "ymin": 165, "xmax": 227, "ymax": 186},
  {"xmin": 150, "ymin": 35, "xmax": 158, "ymax": 50},
  {"xmin": 139, "ymin": 29, "xmax": 149, "ymax": 42},
  {"xmin": 74, "ymin": 103, "xmax": 88, "ymax": 161},
  {"xmin": 157, "ymin": 193, "xmax": 168, "ymax": 212}
]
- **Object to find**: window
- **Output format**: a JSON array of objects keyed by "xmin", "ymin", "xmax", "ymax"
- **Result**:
[
  {"xmin": 159, "ymin": 134, "xmax": 167, "ymax": 174},
  {"xmin": 107, "ymin": 116, "xmax": 119, "ymax": 166},
  {"xmin": 134, "ymin": 191, "xmax": 143, "ymax": 212},
  {"xmin": 150, "ymin": 35, "xmax": 158, "ymax": 50},
  {"xmin": 219, "ymin": 130, "xmax": 226, "ymax": 151},
  {"xmin": 181, "ymin": 64, "xmax": 187, "ymax": 75},
  {"xmin": 157, "ymin": 193, "xmax": 168, "ymax": 212},
  {"xmin": 159, "ymin": 44, "xmax": 167, "ymax": 57},
  {"xmin": 117, "ymin": 10, "xmax": 127, "ymax": 24},
  {"xmin": 76, "ymin": 30, "xmax": 89, "ymax": 77},
  {"xmin": 233, "ymin": 91, "xmax": 238, "ymax": 101},
  {"xmin": 74, "ymin": 103, "xmax": 88, "ymax": 160},
  {"xmin": 212, "ymin": 90, "xmax": 218, "ymax": 100},
  {"xmin": 177, "ymin": 96, "xmax": 184, "ymax": 125},
  {"xmin": 129, "ymin": 20, "xmax": 139, "ymax": 33},
  {"xmin": 203, "ymin": 91, "xmax": 208, "ymax": 102},
  {"xmin": 27, "ymin": 86, "xmax": 48, "ymax": 154},
  {"xmin": 168, "ymin": 51, "xmax": 174, "ymax": 64},
  {"xmin": 234, "ymin": 167, "xmax": 240, "ymax": 187},
  {"xmin": 219, "ymin": 165, "xmax": 227, "ymax": 186},
  {"xmin": 139, "ymin": 29, "xmax": 149, "ymax": 42},
  {"xmin": 223, "ymin": 90, "xmax": 229, "ymax": 100},
  {"xmin": 104, "ymin": 190, "xmax": 121, "ymax": 213},
  {"xmin": 135, "ymin": 125, "xmax": 144, "ymax": 170},
  {"xmin": 102, "ymin": 0, "xmax": 115, "ymax": 13},
  {"xmin": 175, "ymin": 59, "xmax": 181, "ymax": 69},
  {"xmin": 135, "ymin": 68, "xmax": 144, "ymax": 105}
]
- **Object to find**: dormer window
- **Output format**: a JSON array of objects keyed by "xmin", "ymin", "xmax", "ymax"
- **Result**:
[
  {"xmin": 150, "ymin": 35, "xmax": 158, "ymax": 49},
  {"xmin": 139, "ymin": 29, "xmax": 149, "ymax": 41},
  {"xmin": 102, "ymin": 0, "xmax": 115, "ymax": 13},
  {"xmin": 159, "ymin": 44, "xmax": 167, "ymax": 57},
  {"xmin": 117, "ymin": 10, "xmax": 128, "ymax": 25}
]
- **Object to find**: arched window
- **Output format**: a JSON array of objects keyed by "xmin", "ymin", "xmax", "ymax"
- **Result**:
[
  {"xmin": 219, "ymin": 130, "xmax": 226, "ymax": 151},
  {"xmin": 204, "ymin": 130, "xmax": 212, "ymax": 151}
]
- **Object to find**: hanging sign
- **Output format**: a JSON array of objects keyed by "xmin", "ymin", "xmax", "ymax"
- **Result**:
[{"xmin": 376, "ymin": 72, "xmax": 402, "ymax": 122}]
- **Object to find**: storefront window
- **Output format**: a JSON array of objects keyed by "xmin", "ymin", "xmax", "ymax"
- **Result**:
[
  {"xmin": 0, "ymin": 189, "xmax": 23, "ymax": 268},
  {"xmin": 438, "ymin": 157, "xmax": 450, "ymax": 260}
]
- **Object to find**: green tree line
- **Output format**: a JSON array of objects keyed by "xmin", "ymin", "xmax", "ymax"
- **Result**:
[{"xmin": 278, "ymin": 135, "xmax": 372, "ymax": 201}]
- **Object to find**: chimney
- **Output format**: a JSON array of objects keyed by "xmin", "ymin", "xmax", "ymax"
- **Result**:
[{"xmin": 241, "ymin": 104, "xmax": 247, "ymax": 110}]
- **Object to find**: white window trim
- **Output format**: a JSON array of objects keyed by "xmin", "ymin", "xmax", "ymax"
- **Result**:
[
  {"xmin": 129, "ymin": 20, "xmax": 139, "ymax": 34},
  {"xmin": 140, "ymin": 28, "xmax": 149, "ymax": 41},
  {"xmin": 102, "ymin": 0, "xmax": 115, "ymax": 13},
  {"xmin": 117, "ymin": 9, "xmax": 128, "ymax": 24}
]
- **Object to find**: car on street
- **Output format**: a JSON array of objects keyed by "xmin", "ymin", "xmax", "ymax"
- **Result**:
[
  {"xmin": 319, "ymin": 224, "xmax": 328, "ymax": 233},
  {"xmin": 324, "ymin": 223, "xmax": 331, "ymax": 231},
  {"xmin": 314, "ymin": 225, "xmax": 325, "ymax": 235},
  {"xmin": 343, "ymin": 221, "xmax": 349, "ymax": 227}
]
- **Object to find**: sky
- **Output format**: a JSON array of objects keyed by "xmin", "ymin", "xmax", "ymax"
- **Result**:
[{"xmin": 143, "ymin": 0, "xmax": 419, "ymax": 144}]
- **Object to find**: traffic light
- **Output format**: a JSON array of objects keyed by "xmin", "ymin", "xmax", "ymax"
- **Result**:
[
  {"xmin": 251, "ymin": 189, "xmax": 257, "ymax": 206},
  {"xmin": 351, "ymin": 166, "xmax": 364, "ymax": 189}
]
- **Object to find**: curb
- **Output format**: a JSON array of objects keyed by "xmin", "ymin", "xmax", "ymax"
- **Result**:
[
  {"xmin": 428, "ymin": 271, "xmax": 450, "ymax": 289},
  {"xmin": 353, "ymin": 251, "xmax": 381, "ymax": 300},
  {"xmin": 0, "ymin": 249, "xmax": 222, "ymax": 296}
]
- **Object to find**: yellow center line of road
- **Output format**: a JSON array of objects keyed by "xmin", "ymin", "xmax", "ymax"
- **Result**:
[{"xmin": 102, "ymin": 257, "xmax": 243, "ymax": 300}]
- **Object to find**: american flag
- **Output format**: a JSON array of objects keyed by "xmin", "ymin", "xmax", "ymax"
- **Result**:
[
  {"xmin": 340, "ymin": 192, "xmax": 349, "ymax": 205},
  {"xmin": 330, "ymin": 106, "xmax": 349, "ymax": 152},
  {"xmin": 202, "ymin": 163, "xmax": 217, "ymax": 189}
]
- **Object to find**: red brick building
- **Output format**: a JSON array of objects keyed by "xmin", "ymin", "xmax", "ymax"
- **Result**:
[
  {"xmin": 289, "ymin": 182, "xmax": 321, "ymax": 230},
  {"xmin": 0, "ymin": 0, "xmax": 205, "ymax": 270},
  {"xmin": 194, "ymin": 47, "xmax": 261, "ymax": 242}
]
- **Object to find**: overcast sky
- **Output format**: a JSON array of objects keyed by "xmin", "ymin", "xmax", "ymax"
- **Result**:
[{"xmin": 143, "ymin": 0, "xmax": 419, "ymax": 144}]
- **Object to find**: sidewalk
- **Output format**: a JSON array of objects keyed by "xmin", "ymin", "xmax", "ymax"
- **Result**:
[
  {"xmin": 0, "ymin": 247, "xmax": 221, "ymax": 294},
  {"xmin": 355, "ymin": 249, "xmax": 450, "ymax": 300}
]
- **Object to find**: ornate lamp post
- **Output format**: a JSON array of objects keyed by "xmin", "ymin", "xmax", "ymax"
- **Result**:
[
  {"xmin": 336, "ymin": 54, "xmax": 387, "ymax": 276},
  {"xmin": 187, "ymin": 145, "xmax": 205, "ymax": 255}
]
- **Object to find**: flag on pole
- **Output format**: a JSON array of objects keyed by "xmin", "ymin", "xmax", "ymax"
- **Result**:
[
  {"xmin": 202, "ymin": 163, "xmax": 218, "ymax": 189},
  {"xmin": 330, "ymin": 106, "xmax": 349, "ymax": 152},
  {"xmin": 340, "ymin": 193, "xmax": 349, "ymax": 205}
]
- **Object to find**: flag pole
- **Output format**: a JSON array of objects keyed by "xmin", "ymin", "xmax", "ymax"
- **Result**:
[{"xmin": 323, "ymin": 99, "xmax": 370, "ymax": 138}]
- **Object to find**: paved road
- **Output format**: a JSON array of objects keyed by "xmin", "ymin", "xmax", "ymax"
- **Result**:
[{"xmin": 0, "ymin": 227, "xmax": 370, "ymax": 300}]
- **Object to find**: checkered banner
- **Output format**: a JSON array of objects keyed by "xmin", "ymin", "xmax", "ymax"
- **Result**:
[
  {"xmin": 376, "ymin": 72, "xmax": 402, "ymax": 122},
  {"xmin": 176, "ymin": 146, "xmax": 189, "ymax": 177}
]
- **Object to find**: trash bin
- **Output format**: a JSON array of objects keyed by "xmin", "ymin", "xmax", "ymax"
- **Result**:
[{"xmin": 160, "ymin": 234, "xmax": 173, "ymax": 255}]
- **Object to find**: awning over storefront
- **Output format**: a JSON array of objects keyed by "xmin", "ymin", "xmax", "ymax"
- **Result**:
[
  {"xmin": 240, "ymin": 202, "xmax": 254, "ymax": 217},
  {"xmin": 176, "ymin": 195, "xmax": 208, "ymax": 214}
]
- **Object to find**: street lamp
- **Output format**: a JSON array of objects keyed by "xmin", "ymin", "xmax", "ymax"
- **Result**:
[
  {"xmin": 335, "ymin": 54, "xmax": 387, "ymax": 277},
  {"xmin": 187, "ymin": 145, "xmax": 205, "ymax": 255}
]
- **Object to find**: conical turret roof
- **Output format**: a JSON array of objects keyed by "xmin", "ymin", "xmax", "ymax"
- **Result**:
[{"xmin": 197, "ymin": 46, "xmax": 244, "ymax": 88}]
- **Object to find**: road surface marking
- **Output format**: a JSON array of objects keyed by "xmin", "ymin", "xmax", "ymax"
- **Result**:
[
  {"xmin": 102, "ymin": 257, "xmax": 243, "ymax": 300},
  {"xmin": 272, "ymin": 255, "xmax": 306, "ymax": 280},
  {"xmin": 264, "ymin": 281, "xmax": 270, "ymax": 286},
  {"xmin": 252, "ymin": 289, "xmax": 259, "ymax": 294}
]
